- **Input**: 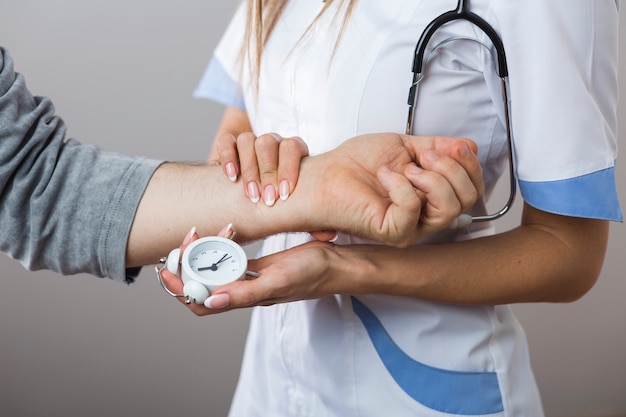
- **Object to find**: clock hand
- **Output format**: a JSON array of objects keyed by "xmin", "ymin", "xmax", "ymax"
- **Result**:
[{"xmin": 198, "ymin": 254, "xmax": 233, "ymax": 271}]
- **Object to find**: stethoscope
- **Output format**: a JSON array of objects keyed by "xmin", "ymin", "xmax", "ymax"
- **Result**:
[{"xmin": 406, "ymin": 0, "xmax": 516, "ymax": 228}]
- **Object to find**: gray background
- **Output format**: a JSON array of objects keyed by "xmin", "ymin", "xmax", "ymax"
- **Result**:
[{"xmin": 0, "ymin": 1, "xmax": 624, "ymax": 416}]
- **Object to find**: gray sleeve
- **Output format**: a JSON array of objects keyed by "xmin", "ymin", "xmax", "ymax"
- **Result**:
[{"xmin": 0, "ymin": 47, "xmax": 163, "ymax": 283}]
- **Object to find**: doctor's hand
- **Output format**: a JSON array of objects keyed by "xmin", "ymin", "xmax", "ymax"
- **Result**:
[
  {"xmin": 159, "ymin": 238, "xmax": 341, "ymax": 316},
  {"xmin": 214, "ymin": 132, "xmax": 309, "ymax": 206},
  {"xmin": 157, "ymin": 226, "xmax": 334, "ymax": 315},
  {"xmin": 214, "ymin": 131, "xmax": 337, "ymax": 241}
]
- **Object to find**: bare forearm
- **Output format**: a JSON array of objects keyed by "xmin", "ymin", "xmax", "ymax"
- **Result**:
[
  {"xmin": 333, "ymin": 205, "xmax": 609, "ymax": 305},
  {"xmin": 126, "ymin": 159, "xmax": 326, "ymax": 266}
]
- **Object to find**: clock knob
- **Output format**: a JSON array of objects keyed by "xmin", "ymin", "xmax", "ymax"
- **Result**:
[
  {"xmin": 183, "ymin": 280, "xmax": 210, "ymax": 304},
  {"xmin": 166, "ymin": 248, "xmax": 181, "ymax": 275}
]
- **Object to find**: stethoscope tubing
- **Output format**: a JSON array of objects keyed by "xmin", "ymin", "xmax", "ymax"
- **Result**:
[{"xmin": 406, "ymin": 0, "xmax": 516, "ymax": 227}]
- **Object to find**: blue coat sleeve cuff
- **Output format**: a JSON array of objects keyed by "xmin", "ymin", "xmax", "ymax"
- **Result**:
[{"xmin": 519, "ymin": 167, "xmax": 623, "ymax": 222}]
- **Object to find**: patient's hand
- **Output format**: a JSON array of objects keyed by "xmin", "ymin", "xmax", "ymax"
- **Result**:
[{"xmin": 315, "ymin": 133, "xmax": 483, "ymax": 246}]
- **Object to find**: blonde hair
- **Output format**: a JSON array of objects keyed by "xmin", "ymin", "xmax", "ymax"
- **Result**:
[{"xmin": 243, "ymin": 0, "xmax": 359, "ymax": 90}]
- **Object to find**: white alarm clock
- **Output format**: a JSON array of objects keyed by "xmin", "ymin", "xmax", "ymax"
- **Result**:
[{"xmin": 157, "ymin": 236, "xmax": 254, "ymax": 305}]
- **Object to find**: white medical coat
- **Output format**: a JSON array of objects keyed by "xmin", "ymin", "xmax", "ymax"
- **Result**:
[{"xmin": 195, "ymin": 1, "xmax": 622, "ymax": 416}]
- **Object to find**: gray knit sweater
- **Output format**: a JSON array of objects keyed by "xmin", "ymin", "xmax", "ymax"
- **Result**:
[{"xmin": 0, "ymin": 47, "xmax": 163, "ymax": 283}]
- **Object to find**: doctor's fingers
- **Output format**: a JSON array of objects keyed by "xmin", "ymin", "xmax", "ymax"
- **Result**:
[
  {"xmin": 415, "ymin": 149, "xmax": 481, "ymax": 214},
  {"xmin": 159, "ymin": 265, "xmax": 247, "ymax": 316},
  {"xmin": 214, "ymin": 132, "xmax": 241, "ymax": 182},
  {"xmin": 218, "ymin": 241, "xmax": 336, "ymax": 308},
  {"xmin": 215, "ymin": 131, "xmax": 281, "ymax": 205},
  {"xmin": 220, "ymin": 279, "xmax": 312, "ymax": 309},
  {"xmin": 229, "ymin": 132, "xmax": 307, "ymax": 206},
  {"xmin": 224, "ymin": 132, "xmax": 263, "ymax": 204},
  {"xmin": 250, "ymin": 133, "xmax": 308, "ymax": 205},
  {"xmin": 275, "ymin": 135, "xmax": 308, "ymax": 201}
]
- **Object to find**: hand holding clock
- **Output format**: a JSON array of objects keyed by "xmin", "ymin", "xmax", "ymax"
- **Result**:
[{"xmin": 158, "ymin": 225, "xmax": 342, "ymax": 314}]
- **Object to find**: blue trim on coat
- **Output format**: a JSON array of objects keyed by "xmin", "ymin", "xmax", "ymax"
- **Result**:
[
  {"xmin": 519, "ymin": 167, "xmax": 623, "ymax": 222},
  {"xmin": 351, "ymin": 297, "xmax": 504, "ymax": 415}
]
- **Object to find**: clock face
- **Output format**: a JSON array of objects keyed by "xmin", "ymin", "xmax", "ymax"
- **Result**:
[
  {"xmin": 189, "ymin": 246, "xmax": 241, "ymax": 278},
  {"xmin": 181, "ymin": 237, "xmax": 247, "ymax": 288}
]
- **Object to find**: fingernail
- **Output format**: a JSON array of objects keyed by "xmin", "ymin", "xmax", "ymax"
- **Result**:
[
  {"xmin": 268, "ymin": 132, "xmax": 283, "ymax": 141},
  {"xmin": 407, "ymin": 164, "xmax": 423, "ymax": 175},
  {"xmin": 264, "ymin": 185, "xmax": 276, "ymax": 207},
  {"xmin": 183, "ymin": 226, "xmax": 196, "ymax": 246},
  {"xmin": 459, "ymin": 142, "xmax": 472, "ymax": 158},
  {"xmin": 204, "ymin": 293, "xmax": 230, "ymax": 309},
  {"xmin": 218, "ymin": 223, "xmax": 234, "ymax": 239},
  {"xmin": 329, "ymin": 232, "xmax": 339, "ymax": 243},
  {"xmin": 225, "ymin": 162, "xmax": 237, "ymax": 182},
  {"xmin": 424, "ymin": 150, "xmax": 439, "ymax": 162},
  {"xmin": 279, "ymin": 180, "xmax": 290, "ymax": 201},
  {"xmin": 247, "ymin": 182, "xmax": 260, "ymax": 204}
]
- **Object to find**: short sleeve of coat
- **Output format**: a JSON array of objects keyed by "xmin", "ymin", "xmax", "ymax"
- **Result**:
[
  {"xmin": 193, "ymin": 3, "xmax": 247, "ymax": 110},
  {"xmin": 492, "ymin": 0, "xmax": 622, "ymax": 221}
]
